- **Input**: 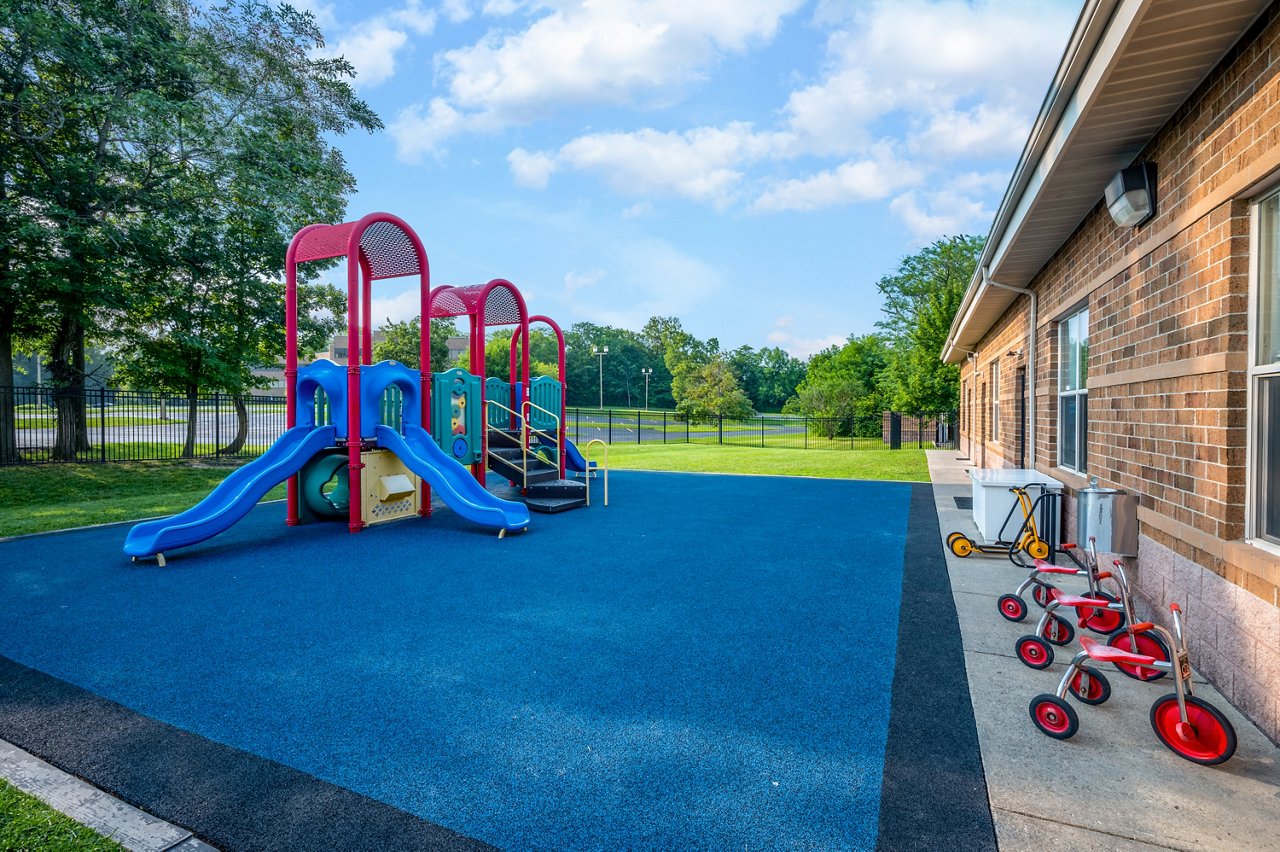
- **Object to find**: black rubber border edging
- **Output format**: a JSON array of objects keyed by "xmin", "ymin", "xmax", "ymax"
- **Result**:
[
  {"xmin": 876, "ymin": 483, "xmax": 997, "ymax": 851},
  {"xmin": 0, "ymin": 656, "xmax": 494, "ymax": 852}
]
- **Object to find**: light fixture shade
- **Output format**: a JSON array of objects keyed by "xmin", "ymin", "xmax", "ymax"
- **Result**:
[{"xmin": 1105, "ymin": 162, "xmax": 1156, "ymax": 228}]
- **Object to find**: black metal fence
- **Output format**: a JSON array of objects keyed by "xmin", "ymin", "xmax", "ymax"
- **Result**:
[
  {"xmin": 0, "ymin": 386, "xmax": 287, "ymax": 464},
  {"xmin": 567, "ymin": 409, "xmax": 959, "ymax": 451},
  {"xmin": 0, "ymin": 384, "xmax": 957, "ymax": 465}
]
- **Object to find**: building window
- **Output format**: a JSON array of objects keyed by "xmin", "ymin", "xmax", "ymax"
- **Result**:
[
  {"xmin": 1251, "ymin": 194, "xmax": 1280, "ymax": 546},
  {"xmin": 991, "ymin": 361, "xmax": 1000, "ymax": 442},
  {"xmin": 1058, "ymin": 306, "xmax": 1089, "ymax": 472}
]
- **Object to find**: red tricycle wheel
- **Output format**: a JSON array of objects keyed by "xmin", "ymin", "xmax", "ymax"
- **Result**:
[
  {"xmin": 1043, "ymin": 614, "xmax": 1075, "ymax": 646},
  {"xmin": 1029, "ymin": 694, "xmax": 1078, "ymax": 739},
  {"xmin": 1068, "ymin": 666, "xmax": 1111, "ymax": 706},
  {"xmin": 1107, "ymin": 629, "xmax": 1171, "ymax": 681},
  {"xmin": 1149, "ymin": 695, "xmax": 1237, "ymax": 765},
  {"xmin": 1031, "ymin": 582, "xmax": 1058, "ymax": 608},
  {"xmin": 1016, "ymin": 635, "xmax": 1054, "ymax": 669},
  {"xmin": 1079, "ymin": 591, "xmax": 1125, "ymax": 634},
  {"xmin": 997, "ymin": 594, "xmax": 1028, "ymax": 622}
]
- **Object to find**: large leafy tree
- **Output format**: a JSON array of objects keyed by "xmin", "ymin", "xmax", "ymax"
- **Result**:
[
  {"xmin": 2, "ymin": 0, "xmax": 378, "ymax": 459},
  {"xmin": 785, "ymin": 334, "xmax": 891, "ymax": 438},
  {"xmin": 372, "ymin": 317, "xmax": 460, "ymax": 372},
  {"xmin": 726, "ymin": 344, "xmax": 806, "ymax": 412},
  {"xmin": 876, "ymin": 235, "xmax": 983, "ymax": 412},
  {"xmin": 676, "ymin": 358, "xmax": 753, "ymax": 423}
]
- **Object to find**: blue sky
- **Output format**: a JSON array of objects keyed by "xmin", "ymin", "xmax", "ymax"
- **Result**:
[{"xmin": 297, "ymin": 0, "xmax": 1079, "ymax": 358}]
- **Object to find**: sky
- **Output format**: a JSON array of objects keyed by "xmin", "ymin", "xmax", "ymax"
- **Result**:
[{"xmin": 294, "ymin": 0, "xmax": 1081, "ymax": 359}]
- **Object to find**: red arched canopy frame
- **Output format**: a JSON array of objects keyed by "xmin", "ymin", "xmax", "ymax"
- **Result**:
[
  {"xmin": 284, "ymin": 212, "xmax": 430, "ymax": 533},
  {"xmin": 510, "ymin": 315, "xmax": 567, "ymax": 478},
  {"xmin": 428, "ymin": 279, "xmax": 531, "ymax": 482}
]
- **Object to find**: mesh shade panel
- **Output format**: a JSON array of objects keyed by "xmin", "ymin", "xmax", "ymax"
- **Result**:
[{"xmin": 360, "ymin": 220, "xmax": 422, "ymax": 280}]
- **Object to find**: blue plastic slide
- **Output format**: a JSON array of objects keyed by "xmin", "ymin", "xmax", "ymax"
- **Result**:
[
  {"xmin": 561, "ymin": 436, "xmax": 596, "ymax": 474},
  {"xmin": 375, "ymin": 424, "xmax": 530, "ymax": 533},
  {"xmin": 124, "ymin": 425, "xmax": 339, "ymax": 560}
]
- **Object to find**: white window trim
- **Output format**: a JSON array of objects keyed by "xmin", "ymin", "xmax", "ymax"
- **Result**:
[
  {"xmin": 1246, "ymin": 194, "xmax": 1280, "ymax": 556},
  {"xmin": 1058, "ymin": 307, "xmax": 1088, "ymax": 473}
]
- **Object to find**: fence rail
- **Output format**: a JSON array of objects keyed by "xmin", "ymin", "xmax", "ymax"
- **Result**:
[{"xmin": 0, "ymin": 384, "xmax": 957, "ymax": 465}]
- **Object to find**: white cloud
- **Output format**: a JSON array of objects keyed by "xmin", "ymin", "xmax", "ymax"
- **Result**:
[
  {"xmin": 890, "ymin": 182, "xmax": 994, "ymax": 242},
  {"xmin": 621, "ymin": 202, "xmax": 655, "ymax": 219},
  {"xmin": 370, "ymin": 288, "xmax": 427, "ymax": 325},
  {"xmin": 319, "ymin": 1, "xmax": 436, "ymax": 89},
  {"xmin": 440, "ymin": 0, "xmax": 472, "ymax": 23},
  {"xmin": 566, "ymin": 239, "xmax": 724, "ymax": 330},
  {"xmin": 765, "ymin": 330, "xmax": 846, "ymax": 360},
  {"xmin": 507, "ymin": 148, "xmax": 559, "ymax": 189},
  {"xmin": 390, "ymin": 0, "xmax": 804, "ymax": 156},
  {"xmin": 752, "ymin": 148, "xmax": 923, "ymax": 212},
  {"xmin": 390, "ymin": 99, "xmax": 466, "ymax": 162},
  {"xmin": 563, "ymin": 269, "xmax": 605, "ymax": 294},
  {"xmin": 910, "ymin": 103, "xmax": 1032, "ymax": 159}
]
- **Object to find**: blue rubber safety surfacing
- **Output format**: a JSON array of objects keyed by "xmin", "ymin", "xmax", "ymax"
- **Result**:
[{"xmin": 0, "ymin": 471, "xmax": 910, "ymax": 850}]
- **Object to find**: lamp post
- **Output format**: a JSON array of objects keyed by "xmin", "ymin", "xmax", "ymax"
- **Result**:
[
  {"xmin": 641, "ymin": 367, "xmax": 653, "ymax": 410},
  {"xmin": 592, "ymin": 344, "xmax": 609, "ymax": 409}
]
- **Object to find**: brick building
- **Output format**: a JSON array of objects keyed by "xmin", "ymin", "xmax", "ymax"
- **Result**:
[{"xmin": 943, "ymin": 0, "xmax": 1280, "ymax": 741}]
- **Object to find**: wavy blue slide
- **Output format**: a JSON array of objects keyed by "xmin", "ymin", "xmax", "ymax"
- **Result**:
[
  {"xmin": 124, "ymin": 425, "xmax": 339, "ymax": 560},
  {"xmin": 375, "ymin": 424, "xmax": 530, "ymax": 533},
  {"xmin": 559, "ymin": 435, "xmax": 596, "ymax": 474}
]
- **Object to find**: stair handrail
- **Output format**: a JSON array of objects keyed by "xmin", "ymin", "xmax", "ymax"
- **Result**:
[
  {"xmin": 584, "ymin": 439, "xmax": 609, "ymax": 507},
  {"xmin": 483, "ymin": 398, "xmax": 530, "ymax": 490},
  {"xmin": 520, "ymin": 400, "xmax": 562, "ymax": 467}
]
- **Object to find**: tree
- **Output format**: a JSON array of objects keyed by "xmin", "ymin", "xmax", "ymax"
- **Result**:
[
  {"xmin": 373, "ymin": 317, "xmax": 459, "ymax": 372},
  {"xmin": 675, "ymin": 359, "xmax": 753, "ymax": 423},
  {"xmin": 785, "ymin": 335, "xmax": 890, "ymax": 438},
  {"xmin": 2, "ymin": 0, "xmax": 379, "ymax": 459},
  {"xmin": 726, "ymin": 344, "xmax": 806, "ymax": 412},
  {"xmin": 876, "ymin": 235, "xmax": 983, "ymax": 412},
  {"xmin": 564, "ymin": 322, "xmax": 656, "ymax": 408}
]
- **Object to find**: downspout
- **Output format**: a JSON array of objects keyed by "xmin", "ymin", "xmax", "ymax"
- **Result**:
[{"xmin": 982, "ymin": 267, "xmax": 1037, "ymax": 469}]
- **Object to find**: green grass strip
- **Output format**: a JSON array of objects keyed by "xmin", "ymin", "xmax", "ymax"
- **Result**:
[{"xmin": 0, "ymin": 778, "xmax": 126, "ymax": 852}]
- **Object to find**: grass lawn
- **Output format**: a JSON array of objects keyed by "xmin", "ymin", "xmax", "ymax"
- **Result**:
[
  {"xmin": 0, "ymin": 462, "xmax": 284, "ymax": 538},
  {"xmin": 601, "ymin": 443, "xmax": 930, "ymax": 481},
  {"xmin": 0, "ymin": 779, "xmax": 125, "ymax": 851}
]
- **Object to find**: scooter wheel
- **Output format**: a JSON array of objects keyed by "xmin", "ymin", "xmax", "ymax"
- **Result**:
[
  {"xmin": 946, "ymin": 531, "xmax": 965, "ymax": 546},
  {"xmin": 1068, "ymin": 666, "xmax": 1111, "ymax": 706},
  {"xmin": 1107, "ymin": 628, "xmax": 1171, "ymax": 681},
  {"xmin": 1016, "ymin": 635, "xmax": 1054, "ymax": 669},
  {"xmin": 1026, "ymin": 539, "xmax": 1051, "ymax": 560},
  {"xmin": 1150, "ymin": 694, "xmax": 1236, "ymax": 765},
  {"xmin": 1043, "ymin": 614, "xmax": 1075, "ymax": 646},
  {"xmin": 1030, "ymin": 694, "xmax": 1078, "ymax": 739},
  {"xmin": 1032, "ymin": 582, "xmax": 1058, "ymax": 608},
  {"xmin": 1080, "ymin": 591, "xmax": 1125, "ymax": 634},
  {"xmin": 950, "ymin": 537, "xmax": 973, "ymax": 558},
  {"xmin": 997, "ymin": 593, "xmax": 1028, "ymax": 622}
]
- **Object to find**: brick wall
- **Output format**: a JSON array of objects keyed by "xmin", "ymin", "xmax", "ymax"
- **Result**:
[{"xmin": 959, "ymin": 6, "xmax": 1280, "ymax": 741}]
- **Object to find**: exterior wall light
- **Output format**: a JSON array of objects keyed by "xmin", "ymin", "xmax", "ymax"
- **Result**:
[{"xmin": 1105, "ymin": 162, "xmax": 1156, "ymax": 228}]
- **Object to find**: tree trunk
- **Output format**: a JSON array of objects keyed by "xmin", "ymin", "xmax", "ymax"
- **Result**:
[
  {"xmin": 49, "ymin": 315, "xmax": 84, "ymax": 462},
  {"xmin": 181, "ymin": 387, "xmax": 199, "ymax": 459},
  {"xmin": 218, "ymin": 395, "xmax": 249, "ymax": 456},
  {"xmin": 0, "ymin": 314, "xmax": 17, "ymax": 465}
]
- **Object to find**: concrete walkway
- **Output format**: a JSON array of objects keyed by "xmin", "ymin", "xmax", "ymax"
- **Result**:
[{"xmin": 928, "ymin": 450, "xmax": 1280, "ymax": 851}]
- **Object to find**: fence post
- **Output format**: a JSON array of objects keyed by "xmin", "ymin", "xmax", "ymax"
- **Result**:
[
  {"xmin": 804, "ymin": 417, "xmax": 808, "ymax": 449},
  {"xmin": 99, "ymin": 387, "xmax": 107, "ymax": 463},
  {"xmin": 214, "ymin": 392, "xmax": 222, "ymax": 452},
  {"xmin": 686, "ymin": 414, "xmax": 689, "ymax": 443},
  {"xmin": 760, "ymin": 416, "xmax": 765, "ymax": 448},
  {"xmin": 574, "ymin": 408, "xmax": 579, "ymax": 444},
  {"xmin": 889, "ymin": 413, "xmax": 902, "ymax": 450},
  {"xmin": 663, "ymin": 411, "xmax": 667, "ymax": 444},
  {"xmin": 608, "ymin": 410, "xmax": 613, "ymax": 444},
  {"xmin": 637, "ymin": 409, "xmax": 641, "ymax": 445},
  {"xmin": 718, "ymin": 413, "xmax": 723, "ymax": 445}
]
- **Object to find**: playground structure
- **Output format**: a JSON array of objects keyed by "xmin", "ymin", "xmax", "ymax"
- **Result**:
[{"xmin": 124, "ymin": 212, "xmax": 599, "ymax": 564}]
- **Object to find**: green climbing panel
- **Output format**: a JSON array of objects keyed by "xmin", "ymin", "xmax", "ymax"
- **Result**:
[{"xmin": 431, "ymin": 368, "xmax": 482, "ymax": 464}]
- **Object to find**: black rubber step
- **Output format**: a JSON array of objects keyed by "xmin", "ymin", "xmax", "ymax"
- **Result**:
[
  {"xmin": 525, "ymin": 495, "xmax": 588, "ymax": 514},
  {"xmin": 526, "ymin": 479, "xmax": 587, "ymax": 499}
]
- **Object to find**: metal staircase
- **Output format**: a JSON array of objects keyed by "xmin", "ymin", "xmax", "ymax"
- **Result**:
[{"xmin": 484, "ymin": 407, "xmax": 588, "ymax": 514}]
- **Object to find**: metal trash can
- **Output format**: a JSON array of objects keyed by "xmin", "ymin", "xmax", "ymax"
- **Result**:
[{"xmin": 1077, "ymin": 477, "xmax": 1139, "ymax": 556}]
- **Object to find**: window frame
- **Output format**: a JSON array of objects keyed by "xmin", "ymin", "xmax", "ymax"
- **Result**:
[
  {"xmin": 1057, "ymin": 306, "xmax": 1089, "ymax": 473},
  {"xmin": 1247, "ymin": 192, "xmax": 1280, "ymax": 554}
]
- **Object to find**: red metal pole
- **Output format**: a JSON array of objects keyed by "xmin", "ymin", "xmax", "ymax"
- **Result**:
[
  {"xmin": 285, "ymin": 254, "xmax": 300, "ymax": 525},
  {"xmin": 360, "ymin": 256, "xmax": 373, "ymax": 365},
  {"xmin": 346, "ymin": 240, "xmax": 363, "ymax": 534}
]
